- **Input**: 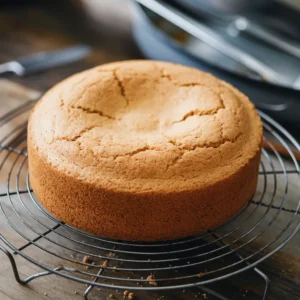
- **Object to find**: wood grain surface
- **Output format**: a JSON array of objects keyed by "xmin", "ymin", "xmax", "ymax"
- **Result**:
[{"xmin": 0, "ymin": 1, "xmax": 299, "ymax": 300}]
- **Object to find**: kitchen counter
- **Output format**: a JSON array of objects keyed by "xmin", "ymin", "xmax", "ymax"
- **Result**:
[{"xmin": 0, "ymin": 2, "xmax": 299, "ymax": 299}]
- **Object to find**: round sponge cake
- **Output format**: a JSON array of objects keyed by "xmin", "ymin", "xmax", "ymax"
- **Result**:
[{"xmin": 28, "ymin": 60, "xmax": 262, "ymax": 241}]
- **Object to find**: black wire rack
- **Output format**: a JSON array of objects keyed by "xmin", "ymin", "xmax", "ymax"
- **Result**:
[{"xmin": 0, "ymin": 100, "xmax": 299, "ymax": 300}]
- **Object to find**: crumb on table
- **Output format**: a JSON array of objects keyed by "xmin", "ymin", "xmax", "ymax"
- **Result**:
[
  {"xmin": 128, "ymin": 292, "xmax": 135, "ymax": 299},
  {"xmin": 102, "ymin": 260, "xmax": 109, "ymax": 268},
  {"xmin": 83, "ymin": 255, "xmax": 91, "ymax": 263},
  {"xmin": 147, "ymin": 274, "xmax": 157, "ymax": 286}
]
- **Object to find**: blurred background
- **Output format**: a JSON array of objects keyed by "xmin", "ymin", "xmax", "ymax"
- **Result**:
[{"xmin": 0, "ymin": 0, "xmax": 300, "ymax": 133}]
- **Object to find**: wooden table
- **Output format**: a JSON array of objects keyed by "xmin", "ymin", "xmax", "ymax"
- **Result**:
[{"xmin": 0, "ymin": 2, "xmax": 299, "ymax": 300}]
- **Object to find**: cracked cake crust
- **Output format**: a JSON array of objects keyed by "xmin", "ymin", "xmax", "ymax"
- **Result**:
[{"xmin": 28, "ymin": 60, "xmax": 262, "ymax": 241}]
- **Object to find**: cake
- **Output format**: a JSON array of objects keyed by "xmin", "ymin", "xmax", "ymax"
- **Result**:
[{"xmin": 28, "ymin": 60, "xmax": 262, "ymax": 241}]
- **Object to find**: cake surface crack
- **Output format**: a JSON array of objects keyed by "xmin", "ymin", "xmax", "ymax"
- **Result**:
[
  {"xmin": 71, "ymin": 105, "xmax": 116, "ymax": 120},
  {"xmin": 113, "ymin": 69, "xmax": 129, "ymax": 107},
  {"xmin": 172, "ymin": 108, "xmax": 221, "ymax": 124}
]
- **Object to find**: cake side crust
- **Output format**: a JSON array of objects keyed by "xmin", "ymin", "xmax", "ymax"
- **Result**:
[{"xmin": 28, "ymin": 135, "xmax": 261, "ymax": 241}]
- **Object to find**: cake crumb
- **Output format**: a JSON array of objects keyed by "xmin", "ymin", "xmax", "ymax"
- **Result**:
[
  {"xmin": 83, "ymin": 255, "xmax": 91, "ymax": 263},
  {"xmin": 102, "ymin": 260, "xmax": 109, "ymax": 268},
  {"xmin": 128, "ymin": 292, "xmax": 135, "ymax": 299},
  {"xmin": 44, "ymin": 293, "xmax": 48, "ymax": 296},
  {"xmin": 109, "ymin": 294, "xmax": 114, "ymax": 298},
  {"xmin": 147, "ymin": 274, "xmax": 157, "ymax": 286},
  {"xmin": 124, "ymin": 290, "xmax": 129, "ymax": 297},
  {"xmin": 197, "ymin": 272, "xmax": 205, "ymax": 278},
  {"xmin": 74, "ymin": 291, "xmax": 78, "ymax": 294}
]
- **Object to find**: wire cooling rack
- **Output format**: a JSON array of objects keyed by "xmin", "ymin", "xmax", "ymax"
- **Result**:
[{"xmin": 0, "ymin": 100, "xmax": 299, "ymax": 300}]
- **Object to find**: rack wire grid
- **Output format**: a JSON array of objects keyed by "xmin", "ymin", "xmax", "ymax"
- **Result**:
[{"xmin": 0, "ymin": 99, "xmax": 299, "ymax": 300}]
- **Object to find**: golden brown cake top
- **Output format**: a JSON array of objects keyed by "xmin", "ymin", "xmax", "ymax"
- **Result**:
[{"xmin": 29, "ymin": 60, "xmax": 262, "ymax": 193}]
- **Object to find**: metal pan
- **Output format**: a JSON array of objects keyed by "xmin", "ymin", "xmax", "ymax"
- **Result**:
[
  {"xmin": 172, "ymin": 0, "xmax": 269, "ymax": 17},
  {"xmin": 132, "ymin": 1, "xmax": 300, "ymax": 132}
]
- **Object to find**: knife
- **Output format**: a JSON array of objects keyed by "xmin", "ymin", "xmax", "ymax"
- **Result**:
[{"xmin": 0, "ymin": 44, "xmax": 91, "ymax": 76}]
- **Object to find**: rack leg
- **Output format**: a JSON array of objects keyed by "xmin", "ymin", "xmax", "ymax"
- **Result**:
[
  {"xmin": 210, "ymin": 232, "xmax": 271, "ymax": 300},
  {"xmin": 0, "ymin": 245, "xmax": 61, "ymax": 285},
  {"xmin": 84, "ymin": 246, "xmax": 116, "ymax": 299},
  {"xmin": 83, "ymin": 268, "xmax": 104, "ymax": 300},
  {"xmin": 254, "ymin": 267, "xmax": 270, "ymax": 300}
]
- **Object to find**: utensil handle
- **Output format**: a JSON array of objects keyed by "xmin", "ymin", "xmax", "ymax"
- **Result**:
[
  {"xmin": 0, "ymin": 61, "xmax": 25, "ymax": 76},
  {"xmin": 263, "ymin": 139, "xmax": 300, "ymax": 161},
  {"xmin": 233, "ymin": 17, "xmax": 300, "ymax": 59}
]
